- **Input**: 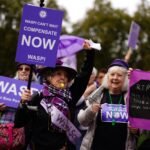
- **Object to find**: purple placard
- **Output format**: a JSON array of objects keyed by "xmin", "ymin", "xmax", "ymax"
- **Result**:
[
  {"xmin": 101, "ymin": 103, "xmax": 128, "ymax": 123},
  {"xmin": 128, "ymin": 21, "xmax": 140, "ymax": 49},
  {"xmin": 127, "ymin": 70, "xmax": 150, "ymax": 130},
  {"xmin": 16, "ymin": 4, "xmax": 64, "ymax": 67},
  {"xmin": 0, "ymin": 76, "xmax": 43, "ymax": 108}
]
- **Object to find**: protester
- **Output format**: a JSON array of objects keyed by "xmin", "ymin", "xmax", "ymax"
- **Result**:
[
  {"xmin": 0, "ymin": 63, "xmax": 37, "ymax": 150},
  {"xmin": 78, "ymin": 59, "xmax": 138, "ymax": 150},
  {"xmin": 14, "ymin": 41, "xmax": 95, "ymax": 150},
  {"xmin": 14, "ymin": 63, "xmax": 37, "ymax": 82},
  {"xmin": 0, "ymin": 63, "xmax": 37, "ymax": 123},
  {"xmin": 96, "ymin": 68, "xmax": 107, "ymax": 86},
  {"xmin": 75, "ymin": 67, "xmax": 98, "ymax": 150},
  {"xmin": 75, "ymin": 67, "xmax": 107, "ymax": 150},
  {"xmin": 76, "ymin": 67, "xmax": 98, "ymax": 106}
]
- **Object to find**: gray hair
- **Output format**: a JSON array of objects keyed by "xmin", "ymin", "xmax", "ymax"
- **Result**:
[{"xmin": 101, "ymin": 66, "xmax": 129, "ymax": 92}]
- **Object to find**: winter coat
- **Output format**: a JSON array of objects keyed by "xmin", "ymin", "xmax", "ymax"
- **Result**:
[
  {"xmin": 14, "ymin": 50, "xmax": 95, "ymax": 150},
  {"xmin": 78, "ymin": 87, "xmax": 138, "ymax": 150}
]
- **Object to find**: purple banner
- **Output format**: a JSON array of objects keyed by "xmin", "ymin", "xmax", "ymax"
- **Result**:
[
  {"xmin": 128, "ymin": 21, "xmax": 140, "ymax": 49},
  {"xmin": 60, "ymin": 54, "xmax": 77, "ymax": 70},
  {"xmin": 16, "ymin": 4, "xmax": 64, "ymax": 67},
  {"xmin": 57, "ymin": 35, "xmax": 84, "ymax": 58},
  {"xmin": 0, "ymin": 76, "xmax": 43, "ymax": 108},
  {"xmin": 101, "ymin": 103, "xmax": 128, "ymax": 123},
  {"xmin": 127, "ymin": 70, "xmax": 150, "ymax": 130}
]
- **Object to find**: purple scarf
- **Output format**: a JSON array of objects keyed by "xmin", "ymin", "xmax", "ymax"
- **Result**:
[
  {"xmin": 42, "ymin": 83, "xmax": 72, "ymax": 102},
  {"xmin": 41, "ymin": 83, "xmax": 72, "ymax": 117},
  {"xmin": 40, "ymin": 84, "xmax": 72, "ymax": 132}
]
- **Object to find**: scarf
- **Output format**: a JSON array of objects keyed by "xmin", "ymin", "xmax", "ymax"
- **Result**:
[
  {"xmin": 40, "ymin": 84, "xmax": 72, "ymax": 132},
  {"xmin": 42, "ymin": 83, "xmax": 72, "ymax": 102}
]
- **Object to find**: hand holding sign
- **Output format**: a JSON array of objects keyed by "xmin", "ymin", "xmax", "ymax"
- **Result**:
[
  {"xmin": 0, "ymin": 103, "xmax": 6, "ymax": 111},
  {"xmin": 21, "ymin": 89, "xmax": 31, "ymax": 104},
  {"xmin": 91, "ymin": 103, "xmax": 101, "ymax": 113}
]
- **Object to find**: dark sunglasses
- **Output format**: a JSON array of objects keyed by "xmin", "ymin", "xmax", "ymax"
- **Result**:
[{"xmin": 18, "ymin": 67, "xmax": 30, "ymax": 72}]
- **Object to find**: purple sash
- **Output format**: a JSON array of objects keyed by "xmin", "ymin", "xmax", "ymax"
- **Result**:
[{"xmin": 40, "ymin": 100, "xmax": 81, "ymax": 144}]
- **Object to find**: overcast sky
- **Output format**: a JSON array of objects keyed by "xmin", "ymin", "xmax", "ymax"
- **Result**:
[{"xmin": 57, "ymin": 0, "xmax": 142, "ymax": 24}]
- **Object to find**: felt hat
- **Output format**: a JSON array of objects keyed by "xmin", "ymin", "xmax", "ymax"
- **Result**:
[
  {"xmin": 108, "ymin": 59, "xmax": 129, "ymax": 70},
  {"xmin": 40, "ymin": 59, "xmax": 77, "ymax": 81}
]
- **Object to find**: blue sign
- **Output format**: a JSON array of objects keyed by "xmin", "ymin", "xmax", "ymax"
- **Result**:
[
  {"xmin": 0, "ymin": 76, "xmax": 43, "ymax": 108},
  {"xmin": 16, "ymin": 4, "xmax": 64, "ymax": 67},
  {"xmin": 101, "ymin": 103, "xmax": 128, "ymax": 123}
]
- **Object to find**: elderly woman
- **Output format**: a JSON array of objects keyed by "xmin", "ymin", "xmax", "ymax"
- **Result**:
[
  {"xmin": 14, "ymin": 42, "xmax": 95, "ymax": 150},
  {"xmin": 78, "ymin": 59, "xmax": 138, "ymax": 150},
  {"xmin": 14, "ymin": 63, "xmax": 37, "ymax": 81},
  {"xmin": 0, "ymin": 63, "xmax": 37, "ymax": 150},
  {"xmin": 0, "ymin": 63, "xmax": 37, "ymax": 123}
]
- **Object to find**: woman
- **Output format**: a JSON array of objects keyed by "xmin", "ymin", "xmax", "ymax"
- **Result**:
[
  {"xmin": 78, "ymin": 59, "xmax": 138, "ymax": 150},
  {"xmin": 14, "ymin": 41, "xmax": 95, "ymax": 150},
  {"xmin": 0, "ymin": 63, "xmax": 36, "ymax": 124},
  {"xmin": 14, "ymin": 63, "xmax": 37, "ymax": 82},
  {"xmin": 0, "ymin": 63, "xmax": 37, "ymax": 150}
]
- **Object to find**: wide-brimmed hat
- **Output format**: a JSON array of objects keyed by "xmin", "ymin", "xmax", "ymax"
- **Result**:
[
  {"xmin": 39, "ymin": 59, "xmax": 77, "ymax": 81},
  {"xmin": 108, "ymin": 59, "xmax": 129, "ymax": 70}
]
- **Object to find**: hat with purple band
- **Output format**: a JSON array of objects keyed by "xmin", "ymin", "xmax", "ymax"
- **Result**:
[{"xmin": 108, "ymin": 59, "xmax": 129, "ymax": 70}]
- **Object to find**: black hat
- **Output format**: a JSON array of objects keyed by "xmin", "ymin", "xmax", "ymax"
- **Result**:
[
  {"xmin": 39, "ymin": 60, "xmax": 77, "ymax": 81},
  {"xmin": 16, "ymin": 63, "xmax": 36, "ymax": 72}
]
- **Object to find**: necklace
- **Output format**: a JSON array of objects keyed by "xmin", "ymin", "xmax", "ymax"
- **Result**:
[{"xmin": 108, "ymin": 92, "xmax": 122, "ymax": 126}]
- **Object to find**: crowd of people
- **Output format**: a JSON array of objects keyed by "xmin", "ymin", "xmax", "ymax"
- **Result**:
[{"xmin": 0, "ymin": 40, "xmax": 150, "ymax": 150}]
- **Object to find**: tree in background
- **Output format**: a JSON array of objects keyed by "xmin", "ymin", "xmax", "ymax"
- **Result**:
[
  {"xmin": 72, "ymin": 0, "xmax": 132, "ymax": 69},
  {"xmin": 72, "ymin": 0, "xmax": 150, "ymax": 71},
  {"xmin": 132, "ymin": 0, "xmax": 150, "ymax": 70},
  {"xmin": 0, "ymin": 0, "xmax": 32, "ymax": 76},
  {"xmin": 1, "ymin": 0, "xmax": 150, "ymax": 77},
  {"xmin": 0, "ymin": 0, "xmax": 68, "ymax": 77}
]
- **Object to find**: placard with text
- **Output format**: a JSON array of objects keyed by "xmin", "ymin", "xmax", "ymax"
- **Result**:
[
  {"xmin": 16, "ymin": 4, "xmax": 64, "ymax": 67},
  {"xmin": 127, "ymin": 70, "xmax": 150, "ymax": 130},
  {"xmin": 0, "ymin": 76, "xmax": 43, "ymax": 108}
]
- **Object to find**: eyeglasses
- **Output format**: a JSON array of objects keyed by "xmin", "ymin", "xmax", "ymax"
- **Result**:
[{"xmin": 18, "ymin": 67, "xmax": 30, "ymax": 72}]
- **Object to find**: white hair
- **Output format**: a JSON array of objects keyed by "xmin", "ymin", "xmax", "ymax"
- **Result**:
[{"xmin": 101, "ymin": 66, "xmax": 129, "ymax": 92}]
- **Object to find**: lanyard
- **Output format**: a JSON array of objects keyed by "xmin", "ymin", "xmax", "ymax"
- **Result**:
[{"xmin": 108, "ymin": 92, "xmax": 122, "ymax": 126}]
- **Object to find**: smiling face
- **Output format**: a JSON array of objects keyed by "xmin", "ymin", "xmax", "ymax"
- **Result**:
[
  {"xmin": 17, "ymin": 64, "xmax": 31, "ymax": 81},
  {"xmin": 107, "ymin": 67, "xmax": 127, "ymax": 94},
  {"xmin": 46, "ymin": 68, "xmax": 69, "ymax": 89}
]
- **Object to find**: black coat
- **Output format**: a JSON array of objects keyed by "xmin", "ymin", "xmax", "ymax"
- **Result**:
[{"xmin": 14, "ymin": 50, "xmax": 95, "ymax": 150}]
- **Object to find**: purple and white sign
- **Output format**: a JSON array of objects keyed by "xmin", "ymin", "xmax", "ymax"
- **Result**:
[
  {"xmin": 128, "ymin": 21, "xmax": 140, "ymax": 49},
  {"xmin": 16, "ymin": 4, "xmax": 64, "ymax": 67},
  {"xmin": 127, "ymin": 70, "xmax": 150, "ymax": 130},
  {"xmin": 101, "ymin": 103, "xmax": 128, "ymax": 123},
  {"xmin": 0, "ymin": 76, "xmax": 43, "ymax": 108},
  {"xmin": 46, "ymin": 105, "xmax": 81, "ymax": 144}
]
